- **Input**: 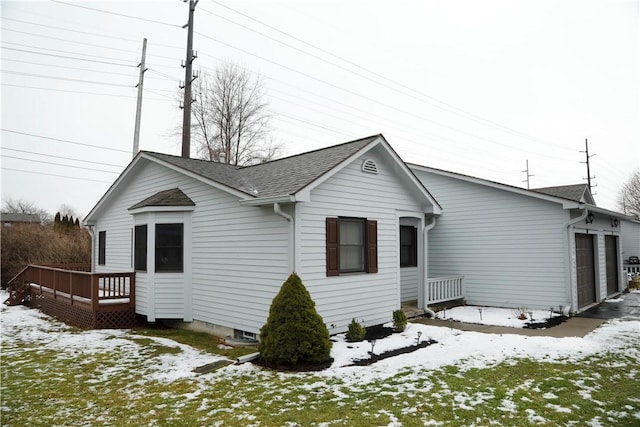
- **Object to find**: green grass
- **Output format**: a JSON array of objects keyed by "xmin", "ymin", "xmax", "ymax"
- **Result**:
[{"xmin": 2, "ymin": 323, "xmax": 639, "ymax": 426}]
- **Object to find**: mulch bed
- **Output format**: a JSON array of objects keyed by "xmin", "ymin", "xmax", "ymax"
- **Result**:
[{"xmin": 524, "ymin": 315, "xmax": 568, "ymax": 329}]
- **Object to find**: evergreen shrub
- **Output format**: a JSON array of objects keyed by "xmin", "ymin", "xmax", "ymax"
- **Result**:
[
  {"xmin": 346, "ymin": 318, "xmax": 366, "ymax": 342},
  {"xmin": 259, "ymin": 273, "xmax": 332, "ymax": 366},
  {"xmin": 392, "ymin": 309, "xmax": 408, "ymax": 332}
]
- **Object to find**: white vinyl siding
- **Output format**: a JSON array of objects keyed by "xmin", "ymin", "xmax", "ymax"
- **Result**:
[
  {"xmin": 92, "ymin": 160, "xmax": 289, "ymax": 328},
  {"xmin": 297, "ymin": 148, "xmax": 427, "ymax": 332},
  {"xmin": 621, "ymin": 220, "xmax": 640, "ymax": 262},
  {"xmin": 413, "ymin": 170, "xmax": 569, "ymax": 310}
]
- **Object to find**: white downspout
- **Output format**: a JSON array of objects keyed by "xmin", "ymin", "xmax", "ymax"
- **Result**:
[
  {"xmin": 274, "ymin": 203, "xmax": 295, "ymax": 272},
  {"xmin": 421, "ymin": 216, "xmax": 437, "ymax": 311},
  {"xmin": 565, "ymin": 207, "xmax": 589, "ymax": 314}
]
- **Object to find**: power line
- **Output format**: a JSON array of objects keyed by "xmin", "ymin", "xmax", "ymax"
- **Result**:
[
  {"xmin": 2, "ymin": 147, "xmax": 126, "ymax": 168},
  {"xmin": 1, "ymin": 17, "xmax": 139, "ymax": 43},
  {"xmin": 2, "ymin": 28, "xmax": 141, "ymax": 55},
  {"xmin": 208, "ymin": 0, "xmax": 571, "ymax": 152},
  {"xmin": 1, "ymin": 46, "xmax": 135, "ymax": 68},
  {"xmin": 2, "ymin": 41, "xmax": 134, "ymax": 64},
  {"xmin": 1, "ymin": 70, "xmax": 134, "ymax": 88},
  {"xmin": 1, "ymin": 154, "xmax": 120, "ymax": 174},
  {"xmin": 1, "ymin": 167, "xmax": 113, "ymax": 184},
  {"xmin": 1, "ymin": 83, "xmax": 169, "ymax": 101},
  {"xmin": 50, "ymin": 0, "xmax": 181, "ymax": 28},
  {"xmin": 2, "ymin": 58, "xmax": 136, "ymax": 77},
  {"xmin": 1, "ymin": 129, "xmax": 132, "ymax": 154}
]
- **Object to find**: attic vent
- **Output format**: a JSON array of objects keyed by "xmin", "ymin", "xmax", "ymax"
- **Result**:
[{"xmin": 362, "ymin": 159, "xmax": 378, "ymax": 174}]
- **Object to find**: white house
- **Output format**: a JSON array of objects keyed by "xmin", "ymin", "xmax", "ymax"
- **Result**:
[
  {"xmin": 83, "ymin": 135, "xmax": 442, "ymax": 338},
  {"xmin": 409, "ymin": 165, "xmax": 632, "ymax": 314}
]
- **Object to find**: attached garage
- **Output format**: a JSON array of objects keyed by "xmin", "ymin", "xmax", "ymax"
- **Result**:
[{"xmin": 575, "ymin": 233, "xmax": 596, "ymax": 308}]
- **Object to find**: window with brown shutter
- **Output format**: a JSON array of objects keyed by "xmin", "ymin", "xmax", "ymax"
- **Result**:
[{"xmin": 326, "ymin": 217, "xmax": 378, "ymax": 276}]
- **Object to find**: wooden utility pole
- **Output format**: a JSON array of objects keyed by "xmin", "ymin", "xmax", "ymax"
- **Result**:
[
  {"xmin": 580, "ymin": 138, "xmax": 596, "ymax": 193},
  {"xmin": 181, "ymin": 0, "xmax": 198, "ymax": 158},
  {"xmin": 522, "ymin": 159, "xmax": 533, "ymax": 189},
  {"xmin": 132, "ymin": 38, "xmax": 147, "ymax": 158}
]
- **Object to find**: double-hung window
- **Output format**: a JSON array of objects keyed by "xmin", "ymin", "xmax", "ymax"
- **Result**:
[{"xmin": 326, "ymin": 217, "xmax": 377, "ymax": 276}]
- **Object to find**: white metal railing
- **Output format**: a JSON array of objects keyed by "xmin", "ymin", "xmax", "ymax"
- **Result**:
[{"xmin": 425, "ymin": 275, "xmax": 465, "ymax": 306}]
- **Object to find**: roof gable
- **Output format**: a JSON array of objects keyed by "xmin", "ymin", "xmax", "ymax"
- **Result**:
[
  {"xmin": 531, "ymin": 184, "xmax": 595, "ymax": 205},
  {"xmin": 128, "ymin": 188, "xmax": 195, "ymax": 210}
]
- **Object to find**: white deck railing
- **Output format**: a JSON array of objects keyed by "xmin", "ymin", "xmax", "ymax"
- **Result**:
[{"xmin": 425, "ymin": 275, "xmax": 465, "ymax": 306}]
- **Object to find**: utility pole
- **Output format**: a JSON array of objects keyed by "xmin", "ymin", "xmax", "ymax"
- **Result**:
[
  {"xmin": 132, "ymin": 38, "xmax": 147, "ymax": 158},
  {"xmin": 580, "ymin": 138, "xmax": 596, "ymax": 194},
  {"xmin": 522, "ymin": 159, "xmax": 534, "ymax": 189},
  {"xmin": 181, "ymin": 0, "xmax": 198, "ymax": 159}
]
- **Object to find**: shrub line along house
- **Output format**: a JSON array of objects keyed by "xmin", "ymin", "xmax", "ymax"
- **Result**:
[
  {"xmin": 11, "ymin": 135, "xmax": 634, "ymax": 335},
  {"xmin": 83, "ymin": 135, "xmax": 446, "ymax": 337}
]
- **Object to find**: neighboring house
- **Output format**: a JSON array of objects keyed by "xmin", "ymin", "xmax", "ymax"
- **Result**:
[
  {"xmin": 1, "ymin": 212, "xmax": 41, "ymax": 226},
  {"xmin": 83, "ymin": 135, "xmax": 442, "ymax": 337},
  {"xmin": 409, "ymin": 164, "xmax": 632, "ymax": 313}
]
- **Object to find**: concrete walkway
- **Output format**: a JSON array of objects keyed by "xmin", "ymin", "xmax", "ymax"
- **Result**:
[{"xmin": 411, "ymin": 292, "xmax": 640, "ymax": 338}]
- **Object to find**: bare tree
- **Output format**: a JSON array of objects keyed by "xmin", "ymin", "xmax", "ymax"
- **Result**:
[
  {"xmin": 2, "ymin": 198, "xmax": 51, "ymax": 223},
  {"xmin": 617, "ymin": 169, "xmax": 640, "ymax": 218},
  {"xmin": 187, "ymin": 63, "xmax": 282, "ymax": 165}
]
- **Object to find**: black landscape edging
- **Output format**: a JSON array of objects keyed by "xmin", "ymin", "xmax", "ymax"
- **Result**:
[{"xmin": 348, "ymin": 339, "xmax": 438, "ymax": 367}]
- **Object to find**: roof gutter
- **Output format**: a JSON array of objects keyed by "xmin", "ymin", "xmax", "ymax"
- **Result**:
[{"xmin": 240, "ymin": 195, "xmax": 296, "ymax": 207}]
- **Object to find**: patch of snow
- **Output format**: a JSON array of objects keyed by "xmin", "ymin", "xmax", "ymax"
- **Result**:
[
  {"xmin": 546, "ymin": 403, "xmax": 572, "ymax": 413},
  {"xmin": 438, "ymin": 305, "xmax": 558, "ymax": 327}
]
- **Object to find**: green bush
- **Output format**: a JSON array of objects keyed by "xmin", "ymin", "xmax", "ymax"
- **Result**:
[
  {"xmin": 259, "ymin": 273, "xmax": 332, "ymax": 366},
  {"xmin": 393, "ymin": 309, "xmax": 408, "ymax": 332},
  {"xmin": 345, "ymin": 318, "xmax": 366, "ymax": 342}
]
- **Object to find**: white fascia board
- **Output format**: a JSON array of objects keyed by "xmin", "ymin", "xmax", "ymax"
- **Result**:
[
  {"xmin": 586, "ymin": 205, "xmax": 636, "ymax": 220},
  {"xmin": 239, "ymin": 194, "xmax": 297, "ymax": 207},
  {"xmin": 83, "ymin": 154, "xmax": 144, "ymax": 225},
  {"xmin": 83, "ymin": 153, "xmax": 252, "ymax": 225}
]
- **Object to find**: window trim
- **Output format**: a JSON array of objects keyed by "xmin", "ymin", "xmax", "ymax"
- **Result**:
[
  {"xmin": 400, "ymin": 225, "xmax": 418, "ymax": 268},
  {"xmin": 98, "ymin": 230, "xmax": 106, "ymax": 265}
]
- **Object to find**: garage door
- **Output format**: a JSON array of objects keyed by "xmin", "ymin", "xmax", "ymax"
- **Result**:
[
  {"xmin": 576, "ymin": 233, "xmax": 596, "ymax": 308},
  {"xmin": 605, "ymin": 235, "xmax": 619, "ymax": 295}
]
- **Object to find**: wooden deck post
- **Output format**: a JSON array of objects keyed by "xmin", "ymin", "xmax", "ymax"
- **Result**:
[
  {"xmin": 91, "ymin": 274, "xmax": 99, "ymax": 313},
  {"xmin": 129, "ymin": 273, "xmax": 136, "ymax": 309}
]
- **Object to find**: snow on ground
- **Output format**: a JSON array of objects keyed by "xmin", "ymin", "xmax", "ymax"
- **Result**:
[
  {"xmin": 437, "ymin": 305, "xmax": 561, "ymax": 327},
  {"xmin": 2, "ymin": 288, "xmax": 639, "ymax": 389}
]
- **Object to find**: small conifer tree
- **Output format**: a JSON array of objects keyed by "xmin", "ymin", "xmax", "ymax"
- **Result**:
[{"xmin": 259, "ymin": 273, "xmax": 332, "ymax": 366}]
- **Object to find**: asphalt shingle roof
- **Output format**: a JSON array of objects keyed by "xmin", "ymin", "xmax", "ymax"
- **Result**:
[
  {"xmin": 129, "ymin": 188, "xmax": 195, "ymax": 210},
  {"xmin": 532, "ymin": 184, "xmax": 590, "ymax": 203},
  {"xmin": 143, "ymin": 135, "xmax": 380, "ymax": 198}
]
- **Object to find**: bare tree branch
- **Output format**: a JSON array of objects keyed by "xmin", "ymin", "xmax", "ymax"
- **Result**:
[
  {"xmin": 617, "ymin": 169, "xmax": 640, "ymax": 219},
  {"xmin": 183, "ymin": 63, "xmax": 282, "ymax": 165}
]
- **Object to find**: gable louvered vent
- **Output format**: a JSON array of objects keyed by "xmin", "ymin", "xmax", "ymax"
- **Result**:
[{"xmin": 362, "ymin": 159, "xmax": 378, "ymax": 174}]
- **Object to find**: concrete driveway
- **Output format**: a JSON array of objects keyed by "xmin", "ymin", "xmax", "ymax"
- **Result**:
[{"xmin": 577, "ymin": 291, "xmax": 640, "ymax": 321}]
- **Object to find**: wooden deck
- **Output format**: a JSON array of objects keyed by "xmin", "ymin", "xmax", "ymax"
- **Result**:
[{"xmin": 5, "ymin": 264, "xmax": 140, "ymax": 329}]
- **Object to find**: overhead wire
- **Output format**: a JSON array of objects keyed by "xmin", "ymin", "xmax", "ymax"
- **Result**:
[
  {"xmin": 1, "ymin": 129, "xmax": 132, "ymax": 154},
  {"xmin": 49, "ymin": 0, "xmax": 181, "ymax": 28},
  {"xmin": 1, "ymin": 83, "xmax": 169, "ymax": 101},
  {"xmin": 1, "ymin": 168, "xmax": 113, "ymax": 184},
  {"xmin": 2, "ymin": 147, "xmax": 126, "ymax": 168},
  {"xmin": 1, "ymin": 46, "xmax": 135, "ymax": 67},
  {"xmin": 1, "ymin": 70, "xmax": 134, "ymax": 88},
  {"xmin": 1, "ymin": 154, "xmax": 121, "ymax": 174}
]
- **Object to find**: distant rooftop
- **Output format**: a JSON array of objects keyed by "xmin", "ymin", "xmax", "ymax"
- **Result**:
[{"xmin": 0, "ymin": 212, "xmax": 42, "ymax": 223}]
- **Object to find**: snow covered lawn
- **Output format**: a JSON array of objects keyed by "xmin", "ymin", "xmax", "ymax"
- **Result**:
[{"xmin": 2, "ymin": 298, "xmax": 639, "ymax": 426}]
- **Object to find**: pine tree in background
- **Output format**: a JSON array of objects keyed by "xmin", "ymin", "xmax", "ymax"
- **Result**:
[{"xmin": 259, "ymin": 273, "xmax": 332, "ymax": 367}]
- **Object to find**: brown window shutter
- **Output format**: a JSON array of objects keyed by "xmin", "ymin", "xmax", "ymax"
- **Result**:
[
  {"xmin": 326, "ymin": 217, "xmax": 339, "ymax": 276},
  {"xmin": 366, "ymin": 219, "xmax": 378, "ymax": 273}
]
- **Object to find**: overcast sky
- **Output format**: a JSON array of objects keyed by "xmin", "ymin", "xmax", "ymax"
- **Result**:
[{"xmin": 1, "ymin": 0, "xmax": 638, "ymax": 217}]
